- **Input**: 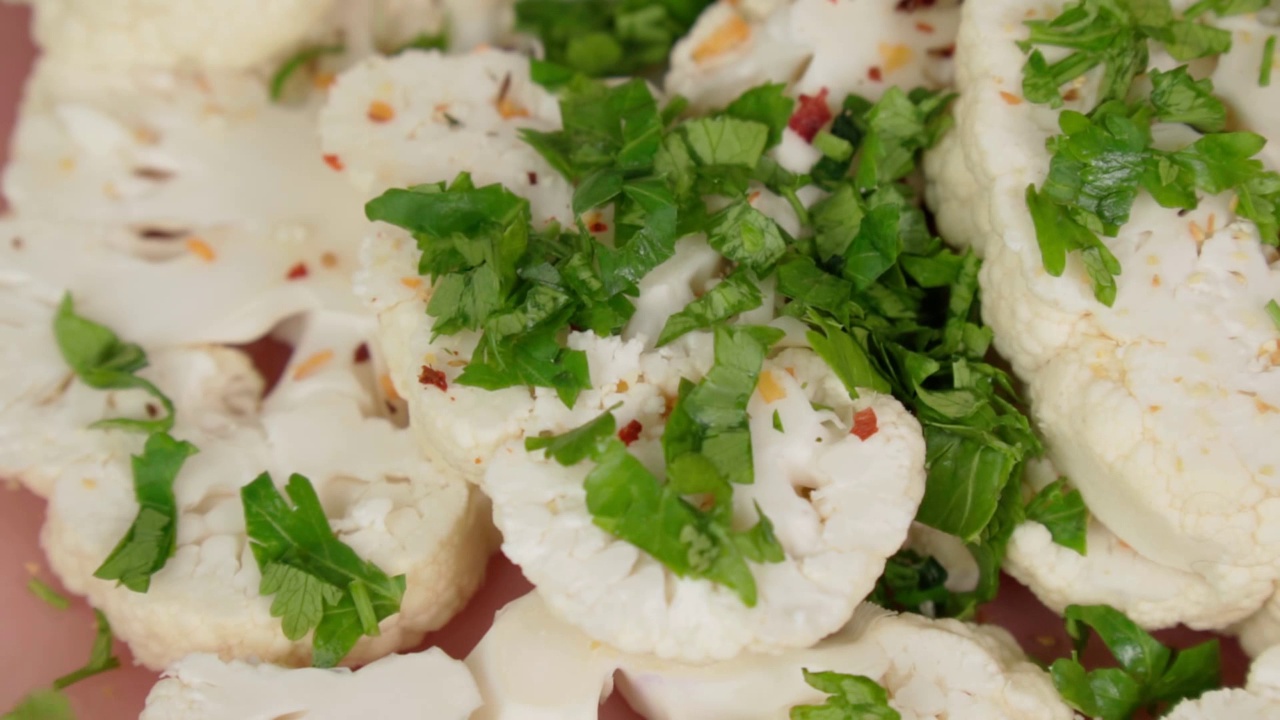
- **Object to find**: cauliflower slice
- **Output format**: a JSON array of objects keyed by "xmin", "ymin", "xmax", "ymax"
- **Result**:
[
  {"xmin": 485, "ymin": 346, "xmax": 924, "ymax": 662},
  {"xmin": 40, "ymin": 311, "xmax": 496, "ymax": 670},
  {"xmin": 18, "ymin": 0, "xmax": 514, "ymax": 72},
  {"xmin": 466, "ymin": 592, "xmax": 1074, "ymax": 719},
  {"xmin": 922, "ymin": 0, "xmax": 1280, "ymax": 628},
  {"xmin": 1164, "ymin": 645, "xmax": 1280, "ymax": 718},
  {"xmin": 319, "ymin": 49, "xmax": 573, "ymax": 220},
  {"xmin": 141, "ymin": 649, "xmax": 480, "ymax": 720},
  {"xmin": 1006, "ymin": 459, "xmax": 1272, "ymax": 629},
  {"xmin": 666, "ymin": 0, "xmax": 959, "ymax": 115}
]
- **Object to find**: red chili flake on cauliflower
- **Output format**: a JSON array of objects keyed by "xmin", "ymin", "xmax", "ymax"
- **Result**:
[
  {"xmin": 418, "ymin": 365, "xmax": 448, "ymax": 391},
  {"xmin": 589, "ymin": 221, "xmax": 609, "ymax": 233},
  {"xmin": 851, "ymin": 407, "xmax": 879, "ymax": 440},
  {"xmin": 896, "ymin": 0, "xmax": 936, "ymax": 11},
  {"xmin": 353, "ymin": 343, "xmax": 371, "ymax": 364},
  {"xmin": 788, "ymin": 88, "xmax": 831, "ymax": 143},
  {"xmin": 617, "ymin": 420, "xmax": 643, "ymax": 446},
  {"xmin": 322, "ymin": 154, "xmax": 344, "ymax": 171},
  {"xmin": 285, "ymin": 262, "xmax": 308, "ymax": 280},
  {"xmin": 867, "ymin": 66, "xmax": 883, "ymax": 82}
]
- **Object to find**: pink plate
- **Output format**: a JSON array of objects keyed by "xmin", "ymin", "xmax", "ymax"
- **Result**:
[{"xmin": 0, "ymin": 5, "xmax": 1249, "ymax": 717}]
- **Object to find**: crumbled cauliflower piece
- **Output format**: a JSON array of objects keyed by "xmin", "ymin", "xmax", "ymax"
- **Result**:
[
  {"xmin": 18, "ymin": 0, "xmax": 514, "ymax": 71},
  {"xmin": 141, "ymin": 649, "xmax": 480, "ymax": 720},
  {"xmin": 40, "ymin": 312, "xmax": 496, "ymax": 670},
  {"xmin": 1164, "ymin": 645, "xmax": 1280, "ymax": 718},
  {"xmin": 923, "ymin": 0, "xmax": 1280, "ymax": 629},
  {"xmin": 467, "ymin": 593, "xmax": 1074, "ymax": 719},
  {"xmin": 667, "ymin": 0, "xmax": 958, "ymax": 114}
]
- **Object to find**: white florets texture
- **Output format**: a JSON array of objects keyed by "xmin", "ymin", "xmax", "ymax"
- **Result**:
[
  {"xmin": 923, "ymin": 0, "xmax": 1280, "ymax": 628},
  {"xmin": 141, "ymin": 649, "xmax": 480, "ymax": 720},
  {"xmin": 40, "ymin": 314, "xmax": 496, "ymax": 671}
]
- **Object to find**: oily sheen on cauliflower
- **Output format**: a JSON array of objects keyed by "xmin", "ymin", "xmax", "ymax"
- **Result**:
[
  {"xmin": 17, "ymin": 0, "xmax": 514, "ymax": 71},
  {"xmin": 141, "ymin": 649, "xmax": 480, "ymax": 720},
  {"xmin": 923, "ymin": 0, "xmax": 1280, "ymax": 629},
  {"xmin": 466, "ymin": 592, "xmax": 1075, "ymax": 720},
  {"xmin": 40, "ymin": 311, "xmax": 495, "ymax": 670}
]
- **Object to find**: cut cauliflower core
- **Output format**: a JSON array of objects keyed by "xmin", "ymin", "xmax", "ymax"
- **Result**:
[
  {"xmin": 18, "ymin": 0, "xmax": 515, "ymax": 72},
  {"xmin": 40, "ymin": 311, "xmax": 495, "ymax": 670},
  {"xmin": 923, "ymin": 0, "xmax": 1280, "ymax": 628},
  {"xmin": 338, "ymin": 47, "xmax": 928, "ymax": 661},
  {"xmin": 466, "ymin": 592, "xmax": 1075, "ymax": 720},
  {"xmin": 666, "ymin": 0, "xmax": 958, "ymax": 114},
  {"xmin": 1164, "ymin": 645, "xmax": 1280, "ymax": 719},
  {"xmin": 141, "ymin": 649, "xmax": 480, "ymax": 720}
]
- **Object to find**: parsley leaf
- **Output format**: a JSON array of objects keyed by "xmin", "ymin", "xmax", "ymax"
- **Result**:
[
  {"xmin": 54, "ymin": 293, "xmax": 175, "ymax": 433},
  {"xmin": 854, "ymin": 87, "xmax": 954, "ymax": 190},
  {"xmin": 93, "ymin": 432, "xmax": 198, "ymax": 593},
  {"xmin": 53, "ymin": 610, "xmax": 120, "ymax": 690},
  {"xmin": 270, "ymin": 44, "xmax": 345, "ymax": 101},
  {"xmin": 27, "ymin": 578, "xmax": 70, "ymax": 610},
  {"xmin": 1025, "ymin": 184, "xmax": 1122, "ymax": 306},
  {"xmin": 705, "ymin": 199, "xmax": 787, "ymax": 272},
  {"xmin": 514, "ymin": 0, "xmax": 713, "ymax": 78},
  {"xmin": 1149, "ymin": 67, "xmax": 1226, "ymax": 133},
  {"xmin": 242, "ymin": 473, "xmax": 406, "ymax": 667},
  {"xmin": 723, "ymin": 83, "xmax": 796, "ymax": 148},
  {"xmin": 1267, "ymin": 299, "xmax": 1280, "ymax": 330},
  {"xmin": 526, "ymin": 406, "xmax": 620, "ymax": 464},
  {"xmin": 2, "ymin": 690, "xmax": 73, "ymax": 720},
  {"xmin": 1051, "ymin": 604, "xmax": 1220, "ymax": 720},
  {"xmin": 1263, "ymin": 35, "xmax": 1277, "ymax": 87},
  {"xmin": 790, "ymin": 669, "xmax": 900, "ymax": 720},
  {"xmin": 870, "ymin": 549, "xmax": 955, "ymax": 616},
  {"xmin": 1026, "ymin": 477, "xmax": 1089, "ymax": 554},
  {"xmin": 657, "ymin": 268, "xmax": 763, "ymax": 346}
]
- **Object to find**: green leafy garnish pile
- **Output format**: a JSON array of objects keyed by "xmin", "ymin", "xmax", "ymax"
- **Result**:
[
  {"xmin": 515, "ymin": 0, "xmax": 714, "ymax": 78},
  {"xmin": 1020, "ymin": 0, "xmax": 1280, "ymax": 305},
  {"xmin": 242, "ymin": 473, "xmax": 407, "ymax": 668},
  {"xmin": 790, "ymin": 669, "xmax": 900, "ymax": 720},
  {"xmin": 369, "ymin": 72, "xmax": 1042, "ymax": 609},
  {"xmin": 1051, "ymin": 604, "xmax": 1220, "ymax": 719}
]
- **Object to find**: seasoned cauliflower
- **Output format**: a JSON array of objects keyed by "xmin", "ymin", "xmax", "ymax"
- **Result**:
[
  {"xmin": 666, "ymin": 0, "xmax": 958, "ymax": 114},
  {"xmin": 467, "ymin": 592, "xmax": 1075, "ymax": 720},
  {"xmin": 18, "ymin": 0, "xmax": 514, "ymax": 71},
  {"xmin": 141, "ymin": 649, "xmax": 480, "ymax": 720},
  {"xmin": 923, "ymin": 0, "xmax": 1280, "ymax": 628},
  {"xmin": 1164, "ymin": 645, "xmax": 1280, "ymax": 718},
  {"xmin": 40, "ymin": 311, "xmax": 496, "ymax": 670}
]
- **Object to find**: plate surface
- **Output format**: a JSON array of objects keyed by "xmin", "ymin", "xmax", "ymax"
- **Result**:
[{"xmin": 0, "ymin": 5, "xmax": 1247, "ymax": 717}]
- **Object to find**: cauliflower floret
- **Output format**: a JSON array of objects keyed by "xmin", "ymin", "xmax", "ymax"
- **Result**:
[
  {"xmin": 141, "ymin": 649, "xmax": 480, "ymax": 720},
  {"xmin": 1164, "ymin": 645, "xmax": 1280, "ymax": 718},
  {"xmin": 466, "ymin": 593, "xmax": 1074, "ymax": 720},
  {"xmin": 666, "ymin": 0, "xmax": 959, "ymax": 115},
  {"xmin": 40, "ymin": 312, "xmax": 496, "ymax": 670},
  {"xmin": 18, "ymin": 0, "xmax": 514, "ymax": 72},
  {"xmin": 923, "ymin": 0, "xmax": 1280, "ymax": 628},
  {"xmin": 319, "ymin": 49, "xmax": 573, "ymax": 220},
  {"xmin": 487, "ymin": 347, "xmax": 924, "ymax": 662}
]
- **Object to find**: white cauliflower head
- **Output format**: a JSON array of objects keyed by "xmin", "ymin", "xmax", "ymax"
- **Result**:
[
  {"xmin": 466, "ymin": 592, "xmax": 1075, "ymax": 720},
  {"xmin": 40, "ymin": 311, "xmax": 496, "ymax": 670},
  {"xmin": 922, "ymin": 0, "xmax": 1280, "ymax": 628},
  {"xmin": 141, "ymin": 649, "xmax": 480, "ymax": 720},
  {"xmin": 666, "ymin": 0, "xmax": 959, "ymax": 115}
]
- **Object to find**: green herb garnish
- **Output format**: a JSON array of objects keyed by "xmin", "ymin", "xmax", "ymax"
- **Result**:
[
  {"xmin": 270, "ymin": 44, "xmax": 345, "ymax": 101},
  {"xmin": 790, "ymin": 669, "xmax": 900, "ymax": 720},
  {"xmin": 1026, "ymin": 477, "xmax": 1089, "ymax": 555},
  {"xmin": 27, "ymin": 578, "xmax": 70, "ymax": 610},
  {"xmin": 52, "ymin": 610, "xmax": 120, "ymax": 690},
  {"xmin": 1262, "ymin": 35, "xmax": 1276, "ymax": 87}
]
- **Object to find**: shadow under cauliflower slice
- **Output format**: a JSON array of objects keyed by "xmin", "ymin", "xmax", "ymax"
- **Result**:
[
  {"xmin": 140, "ymin": 648, "xmax": 479, "ymax": 720},
  {"xmin": 39, "ymin": 311, "xmax": 496, "ymax": 670},
  {"xmin": 465, "ymin": 592, "xmax": 1075, "ymax": 720}
]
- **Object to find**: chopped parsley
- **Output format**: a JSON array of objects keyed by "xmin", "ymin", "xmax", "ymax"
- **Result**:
[
  {"xmin": 1025, "ymin": 477, "xmax": 1089, "ymax": 555},
  {"xmin": 27, "ymin": 577, "xmax": 70, "ymax": 611},
  {"xmin": 790, "ymin": 669, "xmax": 900, "ymax": 720},
  {"xmin": 1051, "ymin": 604, "xmax": 1220, "ymax": 719},
  {"xmin": 242, "ymin": 473, "xmax": 406, "ymax": 667},
  {"xmin": 1020, "ymin": 0, "xmax": 1280, "ymax": 304},
  {"xmin": 269, "ymin": 44, "xmax": 345, "ymax": 101},
  {"xmin": 54, "ymin": 293, "xmax": 175, "ymax": 434},
  {"xmin": 1267, "ymin": 299, "xmax": 1280, "ymax": 329},
  {"xmin": 515, "ymin": 0, "xmax": 714, "ymax": 78},
  {"xmin": 1263, "ymin": 35, "xmax": 1277, "ymax": 87},
  {"xmin": 870, "ymin": 549, "xmax": 956, "ymax": 617},
  {"xmin": 2, "ymin": 690, "xmax": 73, "ymax": 720},
  {"xmin": 93, "ymin": 433, "xmax": 198, "ymax": 593}
]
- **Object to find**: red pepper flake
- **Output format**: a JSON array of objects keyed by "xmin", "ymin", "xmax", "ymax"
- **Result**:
[
  {"xmin": 367, "ymin": 100, "xmax": 396, "ymax": 123},
  {"xmin": 285, "ymin": 262, "xmax": 309, "ymax": 280},
  {"xmin": 915, "ymin": 21, "xmax": 935, "ymax": 33},
  {"xmin": 589, "ymin": 221, "xmax": 609, "ymax": 233},
  {"xmin": 999, "ymin": 90, "xmax": 1024, "ymax": 105},
  {"xmin": 896, "ymin": 0, "xmax": 936, "ymax": 11},
  {"xmin": 867, "ymin": 66, "xmax": 883, "ymax": 82},
  {"xmin": 353, "ymin": 343, "xmax": 371, "ymax": 364},
  {"xmin": 617, "ymin": 420, "xmax": 643, "ymax": 446},
  {"xmin": 527, "ymin": 171, "xmax": 539, "ymax": 185},
  {"xmin": 418, "ymin": 364, "xmax": 448, "ymax": 392},
  {"xmin": 851, "ymin": 407, "xmax": 879, "ymax": 440},
  {"xmin": 323, "ymin": 154, "xmax": 344, "ymax": 171},
  {"xmin": 927, "ymin": 44, "xmax": 956, "ymax": 59},
  {"xmin": 788, "ymin": 87, "xmax": 831, "ymax": 143},
  {"xmin": 320, "ymin": 252, "xmax": 339, "ymax": 269}
]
